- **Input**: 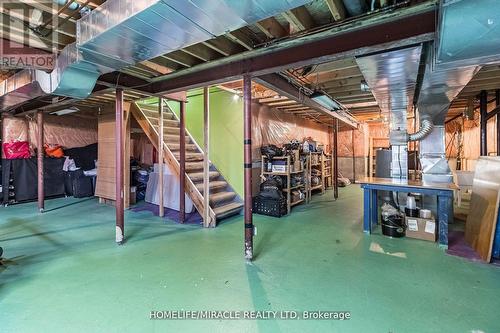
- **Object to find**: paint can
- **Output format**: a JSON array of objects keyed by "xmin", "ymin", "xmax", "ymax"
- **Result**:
[{"xmin": 405, "ymin": 207, "xmax": 420, "ymax": 217}]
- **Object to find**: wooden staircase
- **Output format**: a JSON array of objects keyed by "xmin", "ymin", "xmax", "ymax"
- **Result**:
[{"xmin": 130, "ymin": 101, "xmax": 243, "ymax": 226}]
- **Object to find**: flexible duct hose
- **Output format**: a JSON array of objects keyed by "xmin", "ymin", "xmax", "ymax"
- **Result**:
[{"xmin": 408, "ymin": 116, "xmax": 434, "ymax": 141}]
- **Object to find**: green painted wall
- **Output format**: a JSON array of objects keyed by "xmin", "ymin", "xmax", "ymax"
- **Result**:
[{"xmin": 163, "ymin": 88, "xmax": 244, "ymax": 197}]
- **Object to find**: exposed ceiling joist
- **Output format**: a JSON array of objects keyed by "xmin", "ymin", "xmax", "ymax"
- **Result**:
[
  {"xmin": 324, "ymin": 0, "xmax": 346, "ymax": 21},
  {"xmin": 282, "ymin": 6, "xmax": 315, "ymax": 31},
  {"xmin": 255, "ymin": 17, "xmax": 288, "ymax": 39}
]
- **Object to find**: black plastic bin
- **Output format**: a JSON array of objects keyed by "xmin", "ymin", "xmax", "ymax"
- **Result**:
[{"xmin": 252, "ymin": 196, "xmax": 287, "ymax": 217}]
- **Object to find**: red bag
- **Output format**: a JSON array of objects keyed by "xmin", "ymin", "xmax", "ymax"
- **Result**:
[{"xmin": 3, "ymin": 141, "xmax": 31, "ymax": 159}]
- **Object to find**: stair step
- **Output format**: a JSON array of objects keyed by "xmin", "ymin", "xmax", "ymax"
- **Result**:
[
  {"xmin": 164, "ymin": 134, "xmax": 191, "ymax": 142},
  {"xmin": 141, "ymin": 108, "xmax": 176, "ymax": 120},
  {"xmin": 186, "ymin": 162, "xmax": 204, "ymax": 172},
  {"xmin": 196, "ymin": 181, "xmax": 227, "ymax": 193},
  {"xmin": 148, "ymin": 118, "xmax": 179, "ymax": 127},
  {"xmin": 188, "ymin": 171, "xmax": 220, "ymax": 182},
  {"xmin": 210, "ymin": 191, "xmax": 237, "ymax": 205},
  {"xmin": 169, "ymin": 143, "xmax": 198, "ymax": 152},
  {"xmin": 162, "ymin": 127, "xmax": 181, "ymax": 135},
  {"xmin": 213, "ymin": 202, "xmax": 243, "ymax": 219},
  {"xmin": 173, "ymin": 152, "xmax": 204, "ymax": 162}
]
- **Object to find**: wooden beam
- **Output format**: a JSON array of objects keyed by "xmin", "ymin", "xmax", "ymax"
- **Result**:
[
  {"xmin": 255, "ymin": 17, "xmax": 287, "ymax": 39},
  {"xmin": 164, "ymin": 51, "xmax": 201, "ymax": 68},
  {"xmin": 202, "ymin": 36, "xmax": 244, "ymax": 57},
  {"xmin": 182, "ymin": 44, "xmax": 222, "ymax": 62},
  {"xmin": 325, "ymin": 0, "xmax": 346, "ymax": 21},
  {"xmin": 282, "ymin": 6, "xmax": 315, "ymax": 31},
  {"xmin": 225, "ymin": 30, "xmax": 254, "ymax": 50}
]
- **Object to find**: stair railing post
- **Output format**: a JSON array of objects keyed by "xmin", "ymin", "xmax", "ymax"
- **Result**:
[
  {"xmin": 179, "ymin": 100, "xmax": 186, "ymax": 223},
  {"xmin": 243, "ymin": 74, "xmax": 253, "ymax": 261},
  {"xmin": 203, "ymin": 86, "xmax": 211, "ymax": 227},
  {"xmin": 158, "ymin": 97, "xmax": 165, "ymax": 217}
]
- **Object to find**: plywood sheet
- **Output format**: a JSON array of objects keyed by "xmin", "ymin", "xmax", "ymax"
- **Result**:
[
  {"xmin": 95, "ymin": 106, "xmax": 130, "ymax": 207},
  {"xmin": 465, "ymin": 157, "xmax": 500, "ymax": 261}
]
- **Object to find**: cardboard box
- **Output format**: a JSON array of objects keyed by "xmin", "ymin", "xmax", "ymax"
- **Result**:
[
  {"xmin": 405, "ymin": 216, "xmax": 437, "ymax": 242},
  {"xmin": 291, "ymin": 150, "xmax": 301, "ymax": 172},
  {"xmin": 272, "ymin": 160, "xmax": 287, "ymax": 173}
]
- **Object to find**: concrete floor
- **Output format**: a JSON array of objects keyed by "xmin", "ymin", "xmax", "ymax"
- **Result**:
[{"xmin": 1, "ymin": 186, "xmax": 499, "ymax": 333}]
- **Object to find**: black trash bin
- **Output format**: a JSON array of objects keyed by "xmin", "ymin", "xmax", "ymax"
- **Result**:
[{"xmin": 381, "ymin": 213, "xmax": 405, "ymax": 238}]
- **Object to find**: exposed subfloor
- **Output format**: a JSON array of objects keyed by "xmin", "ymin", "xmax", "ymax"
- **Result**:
[{"xmin": 1, "ymin": 186, "xmax": 499, "ymax": 333}]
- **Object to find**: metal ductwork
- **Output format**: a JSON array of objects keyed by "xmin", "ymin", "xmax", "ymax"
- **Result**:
[
  {"xmin": 436, "ymin": 0, "xmax": 500, "ymax": 69},
  {"xmin": 408, "ymin": 114, "xmax": 433, "ymax": 142},
  {"xmin": 416, "ymin": 49, "xmax": 480, "ymax": 183},
  {"xmin": 356, "ymin": 45, "xmax": 423, "ymax": 179},
  {"xmin": 342, "ymin": 0, "xmax": 367, "ymax": 16},
  {"xmin": 0, "ymin": 0, "xmax": 311, "ymax": 111}
]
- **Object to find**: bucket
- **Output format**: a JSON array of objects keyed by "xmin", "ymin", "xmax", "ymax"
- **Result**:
[{"xmin": 381, "ymin": 214, "xmax": 405, "ymax": 238}]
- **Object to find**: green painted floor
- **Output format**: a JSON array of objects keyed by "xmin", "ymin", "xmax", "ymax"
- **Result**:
[{"xmin": 1, "ymin": 186, "xmax": 499, "ymax": 333}]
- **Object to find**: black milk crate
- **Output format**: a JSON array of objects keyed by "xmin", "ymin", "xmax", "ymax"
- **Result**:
[{"xmin": 253, "ymin": 196, "xmax": 287, "ymax": 217}]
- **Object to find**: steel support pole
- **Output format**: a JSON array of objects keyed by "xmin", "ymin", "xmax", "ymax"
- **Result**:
[
  {"xmin": 37, "ymin": 111, "xmax": 44, "ymax": 213},
  {"xmin": 203, "ymin": 86, "xmax": 211, "ymax": 227},
  {"xmin": 333, "ymin": 119, "xmax": 339, "ymax": 199},
  {"xmin": 158, "ymin": 98, "xmax": 164, "ymax": 217},
  {"xmin": 480, "ymin": 90, "xmax": 488, "ymax": 156},
  {"xmin": 115, "ymin": 88, "xmax": 124, "ymax": 244},
  {"xmin": 351, "ymin": 129, "xmax": 356, "ymax": 183},
  {"xmin": 243, "ymin": 74, "xmax": 253, "ymax": 261},
  {"xmin": 179, "ymin": 100, "xmax": 186, "ymax": 223},
  {"xmin": 496, "ymin": 90, "xmax": 500, "ymax": 156}
]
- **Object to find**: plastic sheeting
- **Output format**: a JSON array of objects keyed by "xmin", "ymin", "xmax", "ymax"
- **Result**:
[
  {"xmin": 2, "ymin": 114, "xmax": 97, "ymax": 157},
  {"xmin": 251, "ymin": 102, "xmax": 330, "ymax": 158},
  {"xmin": 145, "ymin": 165, "xmax": 194, "ymax": 213}
]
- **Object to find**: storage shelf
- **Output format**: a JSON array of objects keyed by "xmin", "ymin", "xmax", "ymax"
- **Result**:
[
  {"xmin": 283, "ymin": 184, "xmax": 305, "ymax": 191},
  {"xmin": 311, "ymin": 184, "xmax": 323, "ymax": 190},
  {"xmin": 291, "ymin": 199, "xmax": 305, "ymax": 206}
]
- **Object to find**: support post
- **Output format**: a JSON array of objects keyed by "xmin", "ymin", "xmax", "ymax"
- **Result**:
[
  {"xmin": 351, "ymin": 129, "xmax": 355, "ymax": 183},
  {"xmin": 243, "ymin": 74, "xmax": 253, "ymax": 261},
  {"xmin": 496, "ymin": 89, "xmax": 500, "ymax": 156},
  {"xmin": 480, "ymin": 90, "xmax": 488, "ymax": 156},
  {"xmin": 333, "ymin": 119, "xmax": 339, "ymax": 199},
  {"xmin": 179, "ymin": 100, "xmax": 186, "ymax": 223},
  {"xmin": 37, "ymin": 110, "xmax": 44, "ymax": 213},
  {"xmin": 203, "ymin": 87, "xmax": 211, "ymax": 227},
  {"xmin": 158, "ymin": 98, "xmax": 164, "ymax": 217},
  {"xmin": 115, "ymin": 88, "xmax": 124, "ymax": 244}
]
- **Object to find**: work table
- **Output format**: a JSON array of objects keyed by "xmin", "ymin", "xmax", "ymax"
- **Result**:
[{"xmin": 359, "ymin": 177, "xmax": 456, "ymax": 248}]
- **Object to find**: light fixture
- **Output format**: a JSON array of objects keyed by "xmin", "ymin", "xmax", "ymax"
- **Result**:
[
  {"xmin": 50, "ymin": 106, "xmax": 79, "ymax": 116},
  {"xmin": 310, "ymin": 91, "xmax": 342, "ymax": 111},
  {"xmin": 232, "ymin": 94, "xmax": 240, "ymax": 101}
]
